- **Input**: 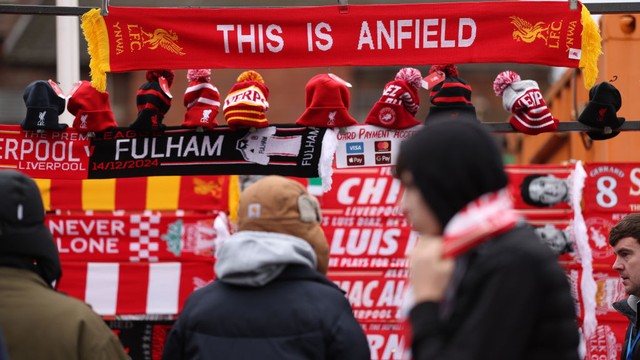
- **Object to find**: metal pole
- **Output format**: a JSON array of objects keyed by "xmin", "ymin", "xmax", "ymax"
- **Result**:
[{"xmin": 55, "ymin": 0, "xmax": 80, "ymax": 126}]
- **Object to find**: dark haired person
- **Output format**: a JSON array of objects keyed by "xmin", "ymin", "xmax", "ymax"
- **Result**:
[
  {"xmin": 395, "ymin": 113, "xmax": 580, "ymax": 360},
  {"xmin": 610, "ymin": 213, "xmax": 640, "ymax": 360}
]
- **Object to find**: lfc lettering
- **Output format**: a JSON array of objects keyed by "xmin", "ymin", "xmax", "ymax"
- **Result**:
[
  {"xmin": 217, "ymin": 24, "xmax": 284, "ymax": 54},
  {"xmin": 358, "ymin": 18, "xmax": 476, "ymax": 50},
  {"xmin": 0, "ymin": 138, "xmax": 84, "ymax": 162},
  {"xmin": 214, "ymin": 17, "xmax": 477, "ymax": 55},
  {"xmin": 56, "ymin": 237, "xmax": 119, "ymax": 254},
  {"xmin": 302, "ymin": 128, "xmax": 319, "ymax": 166},
  {"xmin": 114, "ymin": 135, "xmax": 223, "ymax": 161},
  {"xmin": 330, "ymin": 228, "xmax": 400, "ymax": 256},
  {"xmin": 49, "ymin": 219, "xmax": 126, "ymax": 236},
  {"xmin": 337, "ymin": 177, "xmax": 402, "ymax": 205},
  {"xmin": 49, "ymin": 219, "xmax": 126, "ymax": 255},
  {"xmin": 368, "ymin": 334, "xmax": 405, "ymax": 360},
  {"xmin": 514, "ymin": 90, "xmax": 544, "ymax": 109},
  {"xmin": 334, "ymin": 279, "xmax": 406, "ymax": 308}
]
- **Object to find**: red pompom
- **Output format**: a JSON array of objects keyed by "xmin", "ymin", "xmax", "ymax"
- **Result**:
[
  {"xmin": 395, "ymin": 67, "xmax": 423, "ymax": 90},
  {"xmin": 146, "ymin": 70, "xmax": 175, "ymax": 87},
  {"xmin": 187, "ymin": 69, "xmax": 211, "ymax": 83},
  {"xmin": 493, "ymin": 70, "xmax": 521, "ymax": 97},
  {"xmin": 429, "ymin": 64, "xmax": 458, "ymax": 77}
]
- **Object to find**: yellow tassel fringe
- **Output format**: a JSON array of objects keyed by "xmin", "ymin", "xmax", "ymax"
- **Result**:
[
  {"xmin": 579, "ymin": 4, "xmax": 602, "ymax": 89},
  {"xmin": 80, "ymin": 9, "xmax": 111, "ymax": 92}
]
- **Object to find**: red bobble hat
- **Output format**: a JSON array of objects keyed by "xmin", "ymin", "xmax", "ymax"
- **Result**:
[
  {"xmin": 182, "ymin": 69, "xmax": 220, "ymax": 129},
  {"xmin": 130, "ymin": 69, "xmax": 174, "ymax": 132},
  {"xmin": 67, "ymin": 80, "xmax": 117, "ymax": 133},
  {"xmin": 494, "ymin": 70, "xmax": 558, "ymax": 135},
  {"xmin": 365, "ymin": 67, "xmax": 422, "ymax": 130},
  {"xmin": 296, "ymin": 73, "xmax": 358, "ymax": 128},
  {"xmin": 223, "ymin": 70, "xmax": 269, "ymax": 130}
]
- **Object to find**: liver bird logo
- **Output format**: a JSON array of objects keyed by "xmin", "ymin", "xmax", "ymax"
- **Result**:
[
  {"xmin": 142, "ymin": 28, "xmax": 186, "ymax": 55},
  {"xmin": 510, "ymin": 16, "xmax": 549, "ymax": 44},
  {"xmin": 193, "ymin": 177, "xmax": 223, "ymax": 198}
]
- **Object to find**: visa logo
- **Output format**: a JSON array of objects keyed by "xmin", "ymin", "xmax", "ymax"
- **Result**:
[{"xmin": 346, "ymin": 142, "xmax": 364, "ymax": 154}]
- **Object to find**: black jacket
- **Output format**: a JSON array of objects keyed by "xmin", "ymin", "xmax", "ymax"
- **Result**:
[
  {"xmin": 162, "ymin": 264, "xmax": 370, "ymax": 360},
  {"xmin": 409, "ymin": 225, "xmax": 580, "ymax": 360},
  {"xmin": 613, "ymin": 296, "xmax": 640, "ymax": 360}
]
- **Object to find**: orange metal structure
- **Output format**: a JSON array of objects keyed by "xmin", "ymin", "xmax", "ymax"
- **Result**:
[{"xmin": 513, "ymin": 14, "xmax": 640, "ymax": 165}]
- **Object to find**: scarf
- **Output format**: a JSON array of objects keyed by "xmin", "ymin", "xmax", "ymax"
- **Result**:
[
  {"xmin": 443, "ymin": 188, "xmax": 519, "ymax": 258},
  {"xmin": 0, "ymin": 124, "xmax": 335, "ymax": 192},
  {"xmin": 80, "ymin": 2, "xmax": 600, "ymax": 92}
]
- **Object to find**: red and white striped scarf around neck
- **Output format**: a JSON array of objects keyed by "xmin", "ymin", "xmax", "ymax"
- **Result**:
[{"xmin": 443, "ymin": 188, "xmax": 520, "ymax": 258}]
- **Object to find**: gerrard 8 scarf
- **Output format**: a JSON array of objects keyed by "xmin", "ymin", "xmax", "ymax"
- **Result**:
[{"xmin": 81, "ymin": 2, "xmax": 600, "ymax": 92}]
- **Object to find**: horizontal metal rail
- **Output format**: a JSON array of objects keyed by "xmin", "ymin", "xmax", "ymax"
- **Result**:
[
  {"xmin": 484, "ymin": 120, "xmax": 640, "ymax": 133},
  {"xmin": 0, "ymin": 4, "xmax": 92, "ymax": 16},
  {"xmin": 583, "ymin": 2, "xmax": 640, "ymax": 14},
  {"xmin": 0, "ymin": 2, "xmax": 636, "ymax": 16}
]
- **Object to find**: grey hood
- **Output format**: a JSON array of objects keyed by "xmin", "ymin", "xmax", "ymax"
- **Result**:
[{"xmin": 214, "ymin": 231, "xmax": 317, "ymax": 287}]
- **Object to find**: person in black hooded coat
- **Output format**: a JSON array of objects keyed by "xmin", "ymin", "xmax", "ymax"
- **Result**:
[
  {"xmin": 161, "ymin": 176, "xmax": 369, "ymax": 360},
  {"xmin": 395, "ymin": 113, "xmax": 580, "ymax": 360}
]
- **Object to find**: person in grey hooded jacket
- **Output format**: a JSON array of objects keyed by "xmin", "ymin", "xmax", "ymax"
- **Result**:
[{"xmin": 161, "ymin": 175, "xmax": 370, "ymax": 360}]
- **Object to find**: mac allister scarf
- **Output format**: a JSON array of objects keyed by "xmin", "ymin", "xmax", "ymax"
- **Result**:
[{"xmin": 81, "ymin": 2, "xmax": 601, "ymax": 92}]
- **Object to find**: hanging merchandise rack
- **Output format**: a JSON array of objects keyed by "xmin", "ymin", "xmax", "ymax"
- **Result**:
[{"xmin": 0, "ymin": 0, "xmax": 635, "ymax": 136}]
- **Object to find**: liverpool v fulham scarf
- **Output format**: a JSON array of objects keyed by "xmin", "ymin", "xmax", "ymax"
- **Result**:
[
  {"xmin": 81, "ymin": 2, "xmax": 601, "ymax": 92},
  {"xmin": 0, "ymin": 125, "xmax": 335, "ymax": 191}
]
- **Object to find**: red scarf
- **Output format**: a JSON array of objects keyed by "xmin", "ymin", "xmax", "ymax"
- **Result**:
[
  {"xmin": 443, "ymin": 188, "xmax": 519, "ymax": 258},
  {"xmin": 81, "ymin": 2, "xmax": 600, "ymax": 92}
]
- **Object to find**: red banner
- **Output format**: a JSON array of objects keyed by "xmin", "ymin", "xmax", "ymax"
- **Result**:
[
  {"xmin": 582, "ymin": 212, "xmax": 629, "ymax": 267},
  {"xmin": 48, "ymin": 212, "xmax": 223, "ymax": 262},
  {"xmin": 361, "ymin": 323, "xmax": 408, "ymax": 360},
  {"xmin": 58, "ymin": 261, "xmax": 214, "ymax": 315},
  {"xmin": 0, "ymin": 125, "xmax": 91, "ymax": 178},
  {"xmin": 506, "ymin": 164, "xmax": 573, "ymax": 213},
  {"xmin": 329, "ymin": 269, "xmax": 407, "ymax": 323},
  {"xmin": 565, "ymin": 265, "xmax": 627, "ymax": 322},
  {"xmin": 80, "ymin": 2, "xmax": 600, "ymax": 92},
  {"xmin": 107, "ymin": 320, "xmax": 174, "ymax": 360},
  {"xmin": 325, "ymin": 214, "xmax": 414, "ymax": 269},
  {"xmin": 583, "ymin": 163, "xmax": 640, "ymax": 213},
  {"xmin": 319, "ymin": 167, "xmax": 404, "ymax": 218},
  {"xmin": 525, "ymin": 217, "xmax": 575, "ymax": 262},
  {"xmin": 582, "ymin": 321, "xmax": 627, "ymax": 360}
]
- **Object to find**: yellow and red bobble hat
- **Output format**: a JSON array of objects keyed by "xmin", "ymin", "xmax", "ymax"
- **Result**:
[{"xmin": 223, "ymin": 70, "xmax": 270, "ymax": 130}]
